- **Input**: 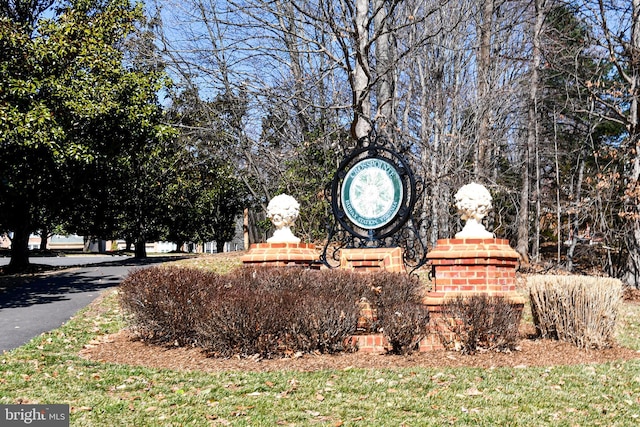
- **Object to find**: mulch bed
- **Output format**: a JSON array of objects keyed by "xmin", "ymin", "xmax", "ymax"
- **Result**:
[{"xmin": 79, "ymin": 329, "xmax": 640, "ymax": 373}]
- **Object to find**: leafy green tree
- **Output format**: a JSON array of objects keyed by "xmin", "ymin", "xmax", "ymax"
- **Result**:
[
  {"xmin": 0, "ymin": 0, "xmax": 54, "ymax": 28},
  {"xmin": 164, "ymin": 160, "xmax": 245, "ymax": 253},
  {"xmin": 280, "ymin": 135, "xmax": 340, "ymax": 242},
  {"xmin": 0, "ymin": 0, "xmax": 172, "ymax": 270},
  {"xmin": 164, "ymin": 89, "xmax": 248, "ymax": 252},
  {"xmin": 191, "ymin": 162, "xmax": 246, "ymax": 251}
]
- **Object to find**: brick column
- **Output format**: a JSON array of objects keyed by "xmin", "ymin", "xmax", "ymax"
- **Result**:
[
  {"xmin": 421, "ymin": 238, "xmax": 526, "ymax": 351},
  {"xmin": 426, "ymin": 238, "xmax": 519, "ymax": 294}
]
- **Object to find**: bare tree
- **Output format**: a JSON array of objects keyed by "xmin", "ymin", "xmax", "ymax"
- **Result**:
[
  {"xmin": 517, "ymin": 0, "xmax": 548, "ymax": 264},
  {"xmin": 475, "ymin": 0, "xmax": 494, "ymax": 180},
  {"xmin": 558, "ymin": 0, "xmax": 640, "ymax": 285}
]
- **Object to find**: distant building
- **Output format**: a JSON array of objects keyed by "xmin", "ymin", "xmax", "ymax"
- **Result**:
[
  {"xmin": 0, "ymin": 234, "xmax": 10, "ymax": 249},
  {"xmin": 0, "ymin": 214, "xmax": 246, "ymax": 253}
]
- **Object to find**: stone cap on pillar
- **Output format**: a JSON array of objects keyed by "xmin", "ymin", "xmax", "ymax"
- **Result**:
[{"xmin": 427, "ymin": 238, "xmax": 520, "ymax": 265}]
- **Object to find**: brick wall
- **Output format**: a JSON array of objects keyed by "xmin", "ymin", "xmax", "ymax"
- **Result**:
[{"xmin": 241, "ymin": 243, "xmax": 320, "ymax": 268}]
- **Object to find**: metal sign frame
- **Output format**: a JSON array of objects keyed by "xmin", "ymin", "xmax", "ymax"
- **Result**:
[{"xmin": 320, "ymin": 131, "xmax": 428, "ymax": 273}]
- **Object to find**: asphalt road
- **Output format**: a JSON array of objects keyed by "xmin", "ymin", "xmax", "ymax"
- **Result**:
[
  {"xmin": 0, "ymin": 256, "xmax": 181, "ymax": 353},
  {"xmin": 0, "ymin": 255, "xmax": 131, "ymax": 267}
]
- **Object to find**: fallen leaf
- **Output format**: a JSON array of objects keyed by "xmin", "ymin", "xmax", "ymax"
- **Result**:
[{"xmin": 466, "ymin": 387, "xmax": 483, "ymax": 396}]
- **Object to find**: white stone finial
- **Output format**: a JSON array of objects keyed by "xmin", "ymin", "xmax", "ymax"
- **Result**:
[
  {"xmin": 454, "ymin": 183, "xmax": 494, "ymax": 239},
  {"xmin": 266, "ymin": 194, "xmax": 301, "ymax": 243}
]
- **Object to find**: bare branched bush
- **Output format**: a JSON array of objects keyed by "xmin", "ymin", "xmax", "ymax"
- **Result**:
[
  {"xmin": 120, "ymin": 267, "xmax": 382, "ymax": 358},
  {"xmin": 438, "ymin": 295, "xmax": 522, "ymax": 355},
  {"xmin": 528, "ymin": 275, "xmax": 623, "ymax": 349},
  {"xmin": 195, "ymin": 285, "xmax": 288, "ymax": 358},
  {"xmin": 118, "ymin": 266, "xmax": 215, "ymax": 346},
  {"xmin": 372, "ymin": 274, "xmax": 430, "ymax": 354},
  {"xmin": 286, "ymin": 287, "xmax": 360, "ymax": 354}
]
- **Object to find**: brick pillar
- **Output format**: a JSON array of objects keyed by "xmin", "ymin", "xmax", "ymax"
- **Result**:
[
  {"xmin": 427, "ymin": 238, "xmax": 520, "ymax": 294},
  {"xmin": 421, "ymin": 238, "xmax": 526, "ymax": 351}
]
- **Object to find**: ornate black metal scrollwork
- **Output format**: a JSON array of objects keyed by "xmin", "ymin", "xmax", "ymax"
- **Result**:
[{"xmin": 320, "ymin": 130, "xmax": 428, "ymax": 274}]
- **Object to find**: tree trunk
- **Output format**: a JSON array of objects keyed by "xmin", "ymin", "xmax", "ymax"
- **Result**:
[
  {"xmin": 517, "ymin": 0, "xmax": 545, "ymax": 264},
  {"xmin": 373, "ymin": 0, "xmax": 395, "ymax": 134},
  {"xmin": 517, "ymin": 147, "xmax": 531, "ymax": 264},
  {"xmin": 533, "ymin": 133, "xmax": 541, "ymax": 262},
  {"xmin": 567, "ymin": 151, "xmax": 585, "ymax": 272},
  {"xmin": 351, "ymin": 0, "xmax": 372, "ymax": 140},
  {"xmin": 553, "ymin": 109, "xmax": 562, "ymax": 264},
  {"xmin": 623, "ymin": 0, "xmax": 640, "ymax": 287},
  {"xmin": 475, "ymin": 0, "xmax": 494, "ymax": 180},
  {"xmin": 134, "ymin": 240, "xmax": 147, "ymax": 258},
  {"xmin": 9, "ymin": 220, "xmax": 31, "ymax": 273},
  {"xmin": 39, "ymin": 228, "xmax": 48, "ymax": 251}
]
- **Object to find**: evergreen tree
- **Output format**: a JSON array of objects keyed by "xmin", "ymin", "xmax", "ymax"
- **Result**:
[{"xmin": 0, "ymin": 0, "xmax": 173, "ymax": 269}]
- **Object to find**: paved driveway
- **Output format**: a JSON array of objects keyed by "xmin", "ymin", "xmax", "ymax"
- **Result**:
[{"xmin": 0, "ymin": 256, "xmax": 181, "ymax": 353}]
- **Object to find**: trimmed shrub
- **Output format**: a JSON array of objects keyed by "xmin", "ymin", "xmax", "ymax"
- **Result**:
[
  {"xmin": 371, "ymin": 273, "xmax": 430, "ymax": 354},
  {"xmin": 119, "ymin": 266, "xmax": 429, "ymax": 358},
  {"xmin": 438, "ymin": 295, "xmax": 522, "ymax": 355},
  {"xmin": 528, "ymin": 275, "xmax": 623, "ymax": 349},
  {"xmin": 193, "ymin": 269, "xmax": 365, "ymax": 358},
  {"xmin": 194, "ymin": 284, "xmax": 289, "ymax": 358},
  {"xmin": 118, "ymin": 266, "xmax": 214, "ymax": 346}
]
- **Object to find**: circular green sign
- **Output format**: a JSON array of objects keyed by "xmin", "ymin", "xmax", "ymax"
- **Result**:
[{"xmin": 341, "ymin": 158, "xmax": 403, "ymax": 229}]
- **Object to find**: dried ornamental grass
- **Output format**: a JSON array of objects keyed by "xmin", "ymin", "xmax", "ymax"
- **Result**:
[{"xmin": 528, "ymin": 275, "xmax": 623, "ymax": 349}]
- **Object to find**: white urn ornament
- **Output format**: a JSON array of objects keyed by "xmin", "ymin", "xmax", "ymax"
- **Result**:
[
  {"xmin": 454, "ymin": 183, "xmax": 494, "ymax": 239},
  {"xmin": 266, "ymin": 194, "xmax": 301, "ymax": 243}
]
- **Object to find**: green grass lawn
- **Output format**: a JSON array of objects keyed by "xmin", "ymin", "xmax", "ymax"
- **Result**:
[{"xmin": 2, "ymin": 260, "xmax": 640, "ymax": 426}]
